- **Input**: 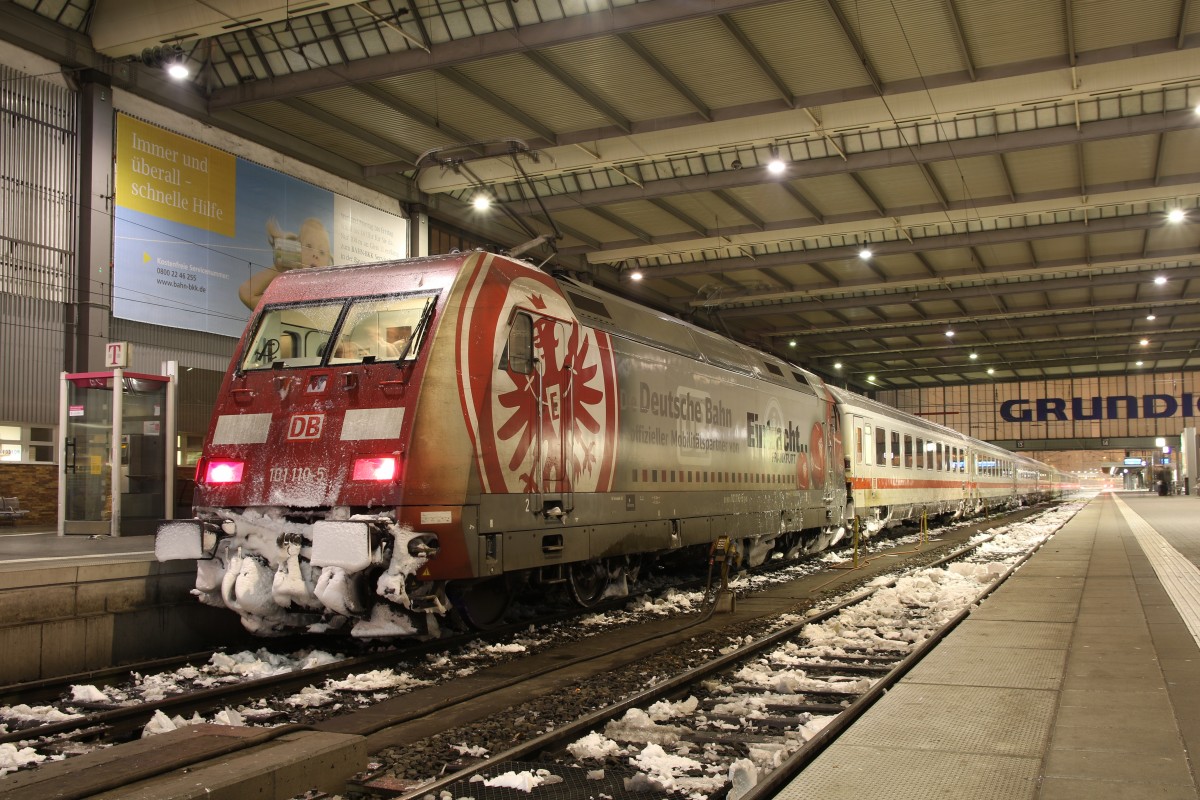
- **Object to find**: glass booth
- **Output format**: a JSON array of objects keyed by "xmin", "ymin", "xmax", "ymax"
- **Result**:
[{"xmin": 58, "ymin": 370, "xmax": 176, "ymax": 536}]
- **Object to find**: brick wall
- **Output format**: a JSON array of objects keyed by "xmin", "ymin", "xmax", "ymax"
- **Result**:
[{"xmin": 0, "ymin": 464, "xmax": 57, "ymax": 527}]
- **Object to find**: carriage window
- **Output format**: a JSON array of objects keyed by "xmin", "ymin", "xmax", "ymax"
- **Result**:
[
  {"xmin": 904, "ymin": 435, "xmax": 913, "ymax": 468},
  {"xmin": 856, "ymin": 426, "xmax": 863, "ymax": 464},
  {"xmin": 915, "ymin": 438, "xmax": 924, "ymax": 469},
  {"xmin": 890, "ymin": 431, "xmax": 900, "ymax": 467},
  {"xmin": 876, "ymin": 427, "xmax": 887, "ymax": 466},
  {"xmin": 506, "ymin": 313, "xmax": 534, "ymax": 374},
  {"xmin": 936, "ymin": 442, "xmax": 943, "ymax": 471}
]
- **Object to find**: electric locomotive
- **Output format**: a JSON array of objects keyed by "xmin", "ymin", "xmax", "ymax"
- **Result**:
[{"xmin": 157, "ymin": 250, "xmax": 850, "ymax": 637}]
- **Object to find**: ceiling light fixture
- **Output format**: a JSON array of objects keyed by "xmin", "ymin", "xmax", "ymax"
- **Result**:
[
  {"xmin": 944, "ymin": 329, "xmax": 955, "ymax": 338},
  {"xmin": 1136, "ymin": 360, "xmax": 1144, "ymax": 366},
  {"xmin": 833, "ymin": 362, "xmax": 842, "ymax": 369},
  {"xmin": 629, "ymin": 270, "xmax": 643, "ymax": 281},
  {"xmin": 1168, "ymin": 208, "xmax": 1186, "ymax": 223},
  {"xmin": 766, "ymin": 146, "xmax": 786, "ymax": 175},
  {"xmin": 1155, "ymin": 276, "xmax": 1167, "ymax": 285},
  {"xmin": 788, "ymin": 340, "xmax": 797, "ymax": 347},
  {"xmin": 987, "ymin": 367, "xmax": 995, "ymax": 375},
  {"xmin": 858, "ymin": 247, "xmax": 872, "ymax": 259},
  {"xmin": 1140, "ymin": 338, "xmax": 1149, "ymax": 346},
  {"xmin": 969, "ymin": 352, "xmax": 978, "ymax": 360},
  {"xmin": 167, "ymin": 62, "xmax": 190, "ymax": 80},
  {"xmin": 1146, "ymin": 313, "xmax": 1157, "ymax": 321},
  {"xmin": 867, "ymin": 374, "xmax": 876, "ymax": 382},
  {"xmin": 472, "ymin": 194, "xmax": 491, "ymax": 210}
]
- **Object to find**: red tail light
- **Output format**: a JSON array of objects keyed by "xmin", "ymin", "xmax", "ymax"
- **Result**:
[
  {"xmin": 203, "ymin": 459, "xmax": 245, "ymax": 484},
  {"xmin": 353, "ymin": 456, "xmax": 398, "ymax": 481}
]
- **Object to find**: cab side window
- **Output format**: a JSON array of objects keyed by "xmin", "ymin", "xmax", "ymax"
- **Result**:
[{"xmin": 506, "ymin": 313, "xmax": 534, "ymax": 374}]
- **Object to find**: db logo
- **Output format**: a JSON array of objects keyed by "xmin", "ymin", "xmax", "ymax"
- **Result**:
[{"xmin": 286, "ymin": 414, "xmax": 324, "ymax": 440}]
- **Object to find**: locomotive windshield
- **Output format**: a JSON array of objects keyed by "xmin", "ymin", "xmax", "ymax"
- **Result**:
[{"xmin": 240, "ymin": 293, "xmax": 435, "ymax": 371}]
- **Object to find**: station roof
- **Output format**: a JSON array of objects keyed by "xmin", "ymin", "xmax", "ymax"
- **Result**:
[{"xmin": 6, "ymin": 0, "xmax": 1200, "ymax": 391}]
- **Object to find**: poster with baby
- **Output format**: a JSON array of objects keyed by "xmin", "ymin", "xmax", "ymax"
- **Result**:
[{"xmin": 111, "ymin": 114, "xmax": 408, "ymax": 336}]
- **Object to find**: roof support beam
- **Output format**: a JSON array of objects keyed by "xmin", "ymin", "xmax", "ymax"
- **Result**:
[
  {"xmin": 277, "ymin": 97, "xmax": 421, "ymax": 165},
  {"xmin": 1065, "ymin": 0, "xmax": 1078, "ymax": 66},
  {"xmin": 820, "ymin": 0, "xmax": 884, "ymax": 93},
  {"xmin": 849, "ymin": 172, "xmax": 888, "ymax": 216},
  {"xmin": 707, "ymin": 254, "xmax": 1200, "ymax": 313},
  {"xmin": 562, "ymin": 171, "xmax": 1200, "ymax": 258},
  {"xmin": 714, "ymin": 189, "xmax": 765, "ymax": 230},
  {"xmin": 523, "ymin": 50, "xmax": 632, "ymax": 133},
  {"xmin": 354, "ymin": 83, "xmax": 475, "ymax": 144},
  {"xmin": 1178, "ymin": 0, "xmax": 1196, "ymax": 46},
  {"xmin": 772, "ymin": 299, "xmax": 1200, "ymax": 339},
  {"xmin": 833, "ymin": 324, "xmax": 1200, "ymax": 361},
  {"xmin": 716, "ymin": 14, "xmax": 795, "ymax": 106},
  {"xmin": 505, "ymin": 108, "xmax": 1200, "ymax": 215},
  {"xmin": 781, "ymin": 183, "xmax": 825, "ymax": 223},
  {"xmin": 649, "ymin": 198, "xmax": 710, "ymax": 235},
  {"xmin": 434, "ymin": 67, "xmax": 559, "ymax": 145},
  {"xmin": 589, "ymin": 207, "xmax": 653, "ymax": 243},
  {"xmin": 643, "ymin": 212, "xmax": 1185, "ymax": 279},
  {"xmin": 618, "ymin": 32, "xmax": 712, "ymax": 121},
  {"xmin": 943, "ymin": 0, "xmax": 976, "ymax": 80}
]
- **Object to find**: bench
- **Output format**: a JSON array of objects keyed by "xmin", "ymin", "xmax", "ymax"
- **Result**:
[{"xmin": 0, "ymin": 497, "xmax": 30, "ymax": 525}]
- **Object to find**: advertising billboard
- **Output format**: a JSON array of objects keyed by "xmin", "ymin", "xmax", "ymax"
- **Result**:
[{"xmin": 112, "ymin": 114, "xmax": 408, "ymax": 337}]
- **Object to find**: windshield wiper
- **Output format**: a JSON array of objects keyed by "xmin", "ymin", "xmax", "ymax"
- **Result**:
[{"xmin": 396, "ymin": 296, "xmax": 437, "ymax": 365}]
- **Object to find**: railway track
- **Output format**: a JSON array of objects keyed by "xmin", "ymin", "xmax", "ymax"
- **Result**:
[
  {"xmin": 353, "ymin": 501, "xmax": 1079, "ymax": 799},
  {"xmin": 0, "ymin": 502, "xmax": 1075, "ymax": 797},
  {"xmin": 0, "ymin": 514, "xmax": 928, "ymax": 754}
]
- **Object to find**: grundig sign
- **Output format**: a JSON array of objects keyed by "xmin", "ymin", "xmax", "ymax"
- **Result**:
[{"xmin": 1000, "ymin": 394, "xmax": 1200, "ymax": 422}]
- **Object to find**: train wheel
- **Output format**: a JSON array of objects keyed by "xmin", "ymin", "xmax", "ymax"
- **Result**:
[
  {"xmin": 569, "ymin": 560, "xmax": 609, "ymax": 607},
  {"xmin": 448, "ymin": 577, "xmax": 511, "ymax": 630}
]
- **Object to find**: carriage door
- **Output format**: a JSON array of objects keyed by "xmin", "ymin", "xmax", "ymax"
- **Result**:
[
  {"xmin": 852, "ymin": 416, "xmax": 873, "ymax": 502},
  {"xmin": 532, "ymin": 313, "xmax": 575, "ymax": 517}
]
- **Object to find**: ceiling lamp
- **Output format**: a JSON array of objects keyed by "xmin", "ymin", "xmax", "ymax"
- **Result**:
[
  {"xmin": 1140, "ymin": 338, "xmax": 1149, "ymax": 346},
  {"xmin": 1136, "ymin": 360, "xmax": 1144, "ymax": 366},
  {"xmin": 766, "ymin": 146, "xmax": 786, "ymax": 175},
  {"xmin": 472, "ymin": 194, "xmax": 491, "ymax": 210},
  {"xmin": 944, "ymin": 329, "xmax": 955, "ymax": 338},
  {"xmin": 629, "ymin": 270, "xmax": 643, "ymax": 281},
  {"xmin": 969, "ymin": 352, "xmax": 978, "ymax": 360},
  {"xmin": 858, "ymin": 247, "xmax": 872, "ymax": 259},
  {"xmin": 1168, "ymin": 208, "xmax": 1186, "ymax": 223},
  {"xmin": 1147, "ymin": 313, "xmax": 1157, "ymax": 321},
  {"xmin": 986, "ymin": 367, "xmax": 995, "ymax": 375},
  {"xmin": 1155, "ymin": 275, "xmax": 1167, "ymax": 285},
  {"xmin": 167, "ymin": 62, "xmax": 190, "ymax": 80},
  {"xmin": 833, "ymin": 362, "xmax": 842, "ymax": 369}
]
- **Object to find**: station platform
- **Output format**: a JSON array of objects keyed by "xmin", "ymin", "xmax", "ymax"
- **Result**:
[
  {"xmin": 0, "ymin": 528, "xmax": 250, "ymax": 684},
  {"xmin": 781, "ymin": 491, "xmax": 1200, "ymax": 800}
]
